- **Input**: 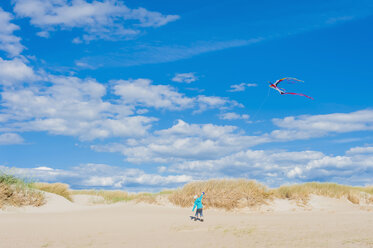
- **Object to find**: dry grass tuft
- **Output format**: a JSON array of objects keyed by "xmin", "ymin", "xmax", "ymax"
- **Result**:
[
  {"xmin": 347, "ymin": 193, "xmax": 360, "ymax": 204},
  {"xmin": 72, "ymin": 190, "xmax": 172, "ymax": 205},
  {"xmin": 0, "ymin": 174, "xmax": 45, "ymax": 208},
  {"xmin": 72, "ymin": 190, "xmax": 129, "ymax": 203},
  {"xmin": 130, "ymin": 193, "xmax": 158, "ymax": 204},
  {"xmin": 169, "ymin": 179, "xmax": 271, "ymax": 210},
  {"xmin": 32, "ymin": 182, "xmax": 73, "ymax": 202},
  {"xmin": 130, "ymin": 191, "xmax": 174, "ymax": 205},
  {"xmin": 273, "ymin": 182, "xmax": 372, "ymax": 204}
]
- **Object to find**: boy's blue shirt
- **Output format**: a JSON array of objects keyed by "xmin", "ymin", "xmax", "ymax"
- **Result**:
[{"xmin": 192, "ymin": 194, "xmax": 204, "ymax": 211}]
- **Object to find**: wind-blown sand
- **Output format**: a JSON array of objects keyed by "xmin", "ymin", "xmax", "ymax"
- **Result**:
[{"xmin": 1, "ymin": 193, "xmax": 373, "ymax": 248}]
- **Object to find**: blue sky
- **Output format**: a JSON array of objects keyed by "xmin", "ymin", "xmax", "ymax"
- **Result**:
[{"xmin": 0, "ymin": 0, "xmax": 372, "ymax": 191}]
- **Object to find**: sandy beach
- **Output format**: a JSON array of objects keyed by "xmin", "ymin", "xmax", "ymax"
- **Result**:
[
  {"xmin": 1, "ymin": 0, "xmax": 372, "ymax": 247},
  {"xmin": 1, "ymin": 193, "xmax": 373, "ymax": 248}
]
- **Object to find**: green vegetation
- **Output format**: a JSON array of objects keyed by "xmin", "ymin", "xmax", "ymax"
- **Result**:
[
  {"xmin": 0, "ymin": 173, "xmax": 45, "ymax": 208},
  {"xmin": 169, "ymin": 179, "xmax": 373, "ymax": 210},
  {"xmin": 2, "ymin": 173, "xmax": 373, "ymax": 210}
]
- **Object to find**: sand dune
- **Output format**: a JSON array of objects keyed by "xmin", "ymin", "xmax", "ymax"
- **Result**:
[
  {"xmin": 1, "ymin": 192, "xmax": 114, "ymax": 213},
  {"xmin": 1, "ymin": 192, "xmax": 373, "ymax": 248}
]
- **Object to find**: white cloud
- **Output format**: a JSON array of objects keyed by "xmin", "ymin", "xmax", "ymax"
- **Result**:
[
  {"xmin": 196, "ymin": 95, "xmax": 227, "ymax": 107},
  {"xmin": 89, "ymin": 109, "xmax": 373, "ymax": 169},
  {"xmin": 228, "ymin": 83, "xmax": 257, "ymax": 92},
  {"xmin": 3, "ymin": 145, "xmax": 373, "ymax": 189},
  {"xmin": 195, "ymin": 95, "xmax": 241, "ymax": 113},
  {"xmin": 13, "ymin": 0, "xmax": 179, "ymax": 42},
  {"xmin": 219, "ymin": 112, "xmax": 249, "ymax": 121},
  {"xmin": 113, "ymin": 78, "xmax": 194, "ymax": 110},
  {"xmin": 0, "ymin": 75, "xmax": 156, "ymax": 140},
  {"xmin": 0, "ymin": 8, "xmax": 24, "ymax": 56},
  {"xmin": 172, "ymin": 73, "xmax": 197, "ymax": 83},
  {"xmin": 131, "ymin": 7, "xmax": 179, "ymax": 27},
  {"xmin": 155, "ymin": 119, "xmax": 237, "ymax": 138},
  {"xmin": 0, "ymin": 163, "xmax": 192, "ymax": 191},
  {"xmin": 0, "ymin": 165, "xmax": 73, "ymax": 182},
  {"xmin": 271, "ymin": 109, "xmax": 373, "ymax": 141},
  {"xmin": 72, "ymin": 37, "xmax": 82, "ymax": 44},
  {"xmin": 76, "ymin": 38, "xmax": 263, "ymax": 67},
  {"xmin": 273, "ymin": 110, "xmax": 373, "ymax": 132},
  {"xmin": 36, "ymin": 30, "xmax": 50, "ymax": 38},
  {"xmin": 75, "ymin": 61, "xmax": 97, "ymax": 69},
  {"xmin": 113, "ymin": 78, "xmax": 239, "ymax": 112},
  {"xmin": 92, "ymin": 120, "xmax": 269, "ymax": 163},
  {"xmin": 172, "ymin": 149, "xmax": 324, "ymax": 173},
  {"xmin": 0, "ymin": 133, "xmax": 24, "ymax": 145},
  {"xmin": 346, "ymin": 146, "xmax": 373, "ymax": 154},
  {"xmin": 83, "ymin": 176, "xmax": 115, "ymax": 187},
  {"xmin": 287, "ymin": 167, "xmax": 303, "ymax": 178},
  {"xmin": 34, "ymin": 166, "xmax": 53, "ymax": 171},
  {"xmin": 70, "ymin": 0, "xmax": 373, "ymax": 67},
  {"xmin": 1, "ymin": 70, "xmax": 242, "ymax": 140},
  {"xmin": 326, "ymin": 16, "xmax": 354, "ymax": 24},
  {"xmin": 332, "ymin": 137, "xmax": 363, "ymax": 144},
  {"xmin": 136, "ymin": 109, "xmax": 149, "ymax": 114},
  {"xmin": 170, "ymin": 147, "xmax": 373, "ymax": 186},
  {"xmin": 0, "ymin": 57, "xmax": 39, "ymax": 85}
]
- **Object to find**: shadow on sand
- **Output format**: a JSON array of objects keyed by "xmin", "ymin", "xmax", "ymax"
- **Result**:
[{"xmin": 189, "ymin": 216, "xmax": 204, "ymax": 222}]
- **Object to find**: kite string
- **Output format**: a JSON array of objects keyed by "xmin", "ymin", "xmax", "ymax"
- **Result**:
[{"xmin": 251, "ymin": 86, "xmax": 270, "ymax": 122}]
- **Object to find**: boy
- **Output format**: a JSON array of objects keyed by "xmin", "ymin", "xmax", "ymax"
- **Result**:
[{"xmin": 192, "ymin": 192, "xmax": 205, "ymax": 221}]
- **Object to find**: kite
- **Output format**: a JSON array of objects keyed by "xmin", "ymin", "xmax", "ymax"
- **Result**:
[{"xmin": 269, "ymin": 77, "xmax": 313, "ymax": 100}]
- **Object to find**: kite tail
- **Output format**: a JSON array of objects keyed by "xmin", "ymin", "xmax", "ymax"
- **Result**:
[
  {"xmin": 283, "ymin": 92, "xmax": 314, "ymax": 100},
  {"xmin": 279, "ymin": 77, "xmax": 304, "ymax": 84},
  {"xmin": 286, "ymin": 78, "xmax": 304, "ymax": 83}
]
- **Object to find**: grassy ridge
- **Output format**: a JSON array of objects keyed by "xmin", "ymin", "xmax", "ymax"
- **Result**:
[
  {"xmin": 72, "ymin": 190, "xmax": 171, "ymax": 204},
  {"xmin": 2, "ymin": 173, "xmax": 373, "ymax": 210},
  {"xmin": 169, "ymin": 180, "xmax": 373, "ymax": 209},
  {"xmin": 273, "ymin": 182, "xmax": 373, "ymax": 205},
  {"xmin": 32, "ymin": 182, "xmax": 73, "ymax": 202},
  {"xmin": 72, "ymin": 190, "xmax": 129, "ymax": 203},
  {"xmin": 0, "ymin": 174, "xmax": 45, "ymax": 208},
  {"xmin": 168, "ymin": 179, "xmax": 270, "ymax": 210}
]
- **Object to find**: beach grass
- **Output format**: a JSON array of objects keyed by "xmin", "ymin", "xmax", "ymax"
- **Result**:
[
  {"xmin": 130, "ymin": 193, "xmax": 158, "ymax": 204},
  {"xmin": 169, "ymin": 179, "xmax": 373, "ymax": 210},
  {"xmin": 0, "ymin": 173, "xmax": 45, "ymax": 208},
  {"xmin": 72, "ymin": 189, "xmax": 173, "ymax": 204},
  {"xmin": 272, "ymin": 182, "xmax": 373, "ymax": 205},
  {"xmin": 72, "ymin": 190, "xmax": 130, "ymax": 203},
  {"xmin": 168, "ymin": 179, "xmax": 271, "ymax": 210},
  {"xmin": 32, "ymin": 182, "xmax": 73, "ymax": 202},
  {"xmin": 2, "ymin": 173, "xmax": 373, "ymax": 210}
]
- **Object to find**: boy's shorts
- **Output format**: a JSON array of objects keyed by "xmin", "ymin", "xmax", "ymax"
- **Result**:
[{"xmin": 196, "ymin": 208, "xmax": 203, "ymax": 217}]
